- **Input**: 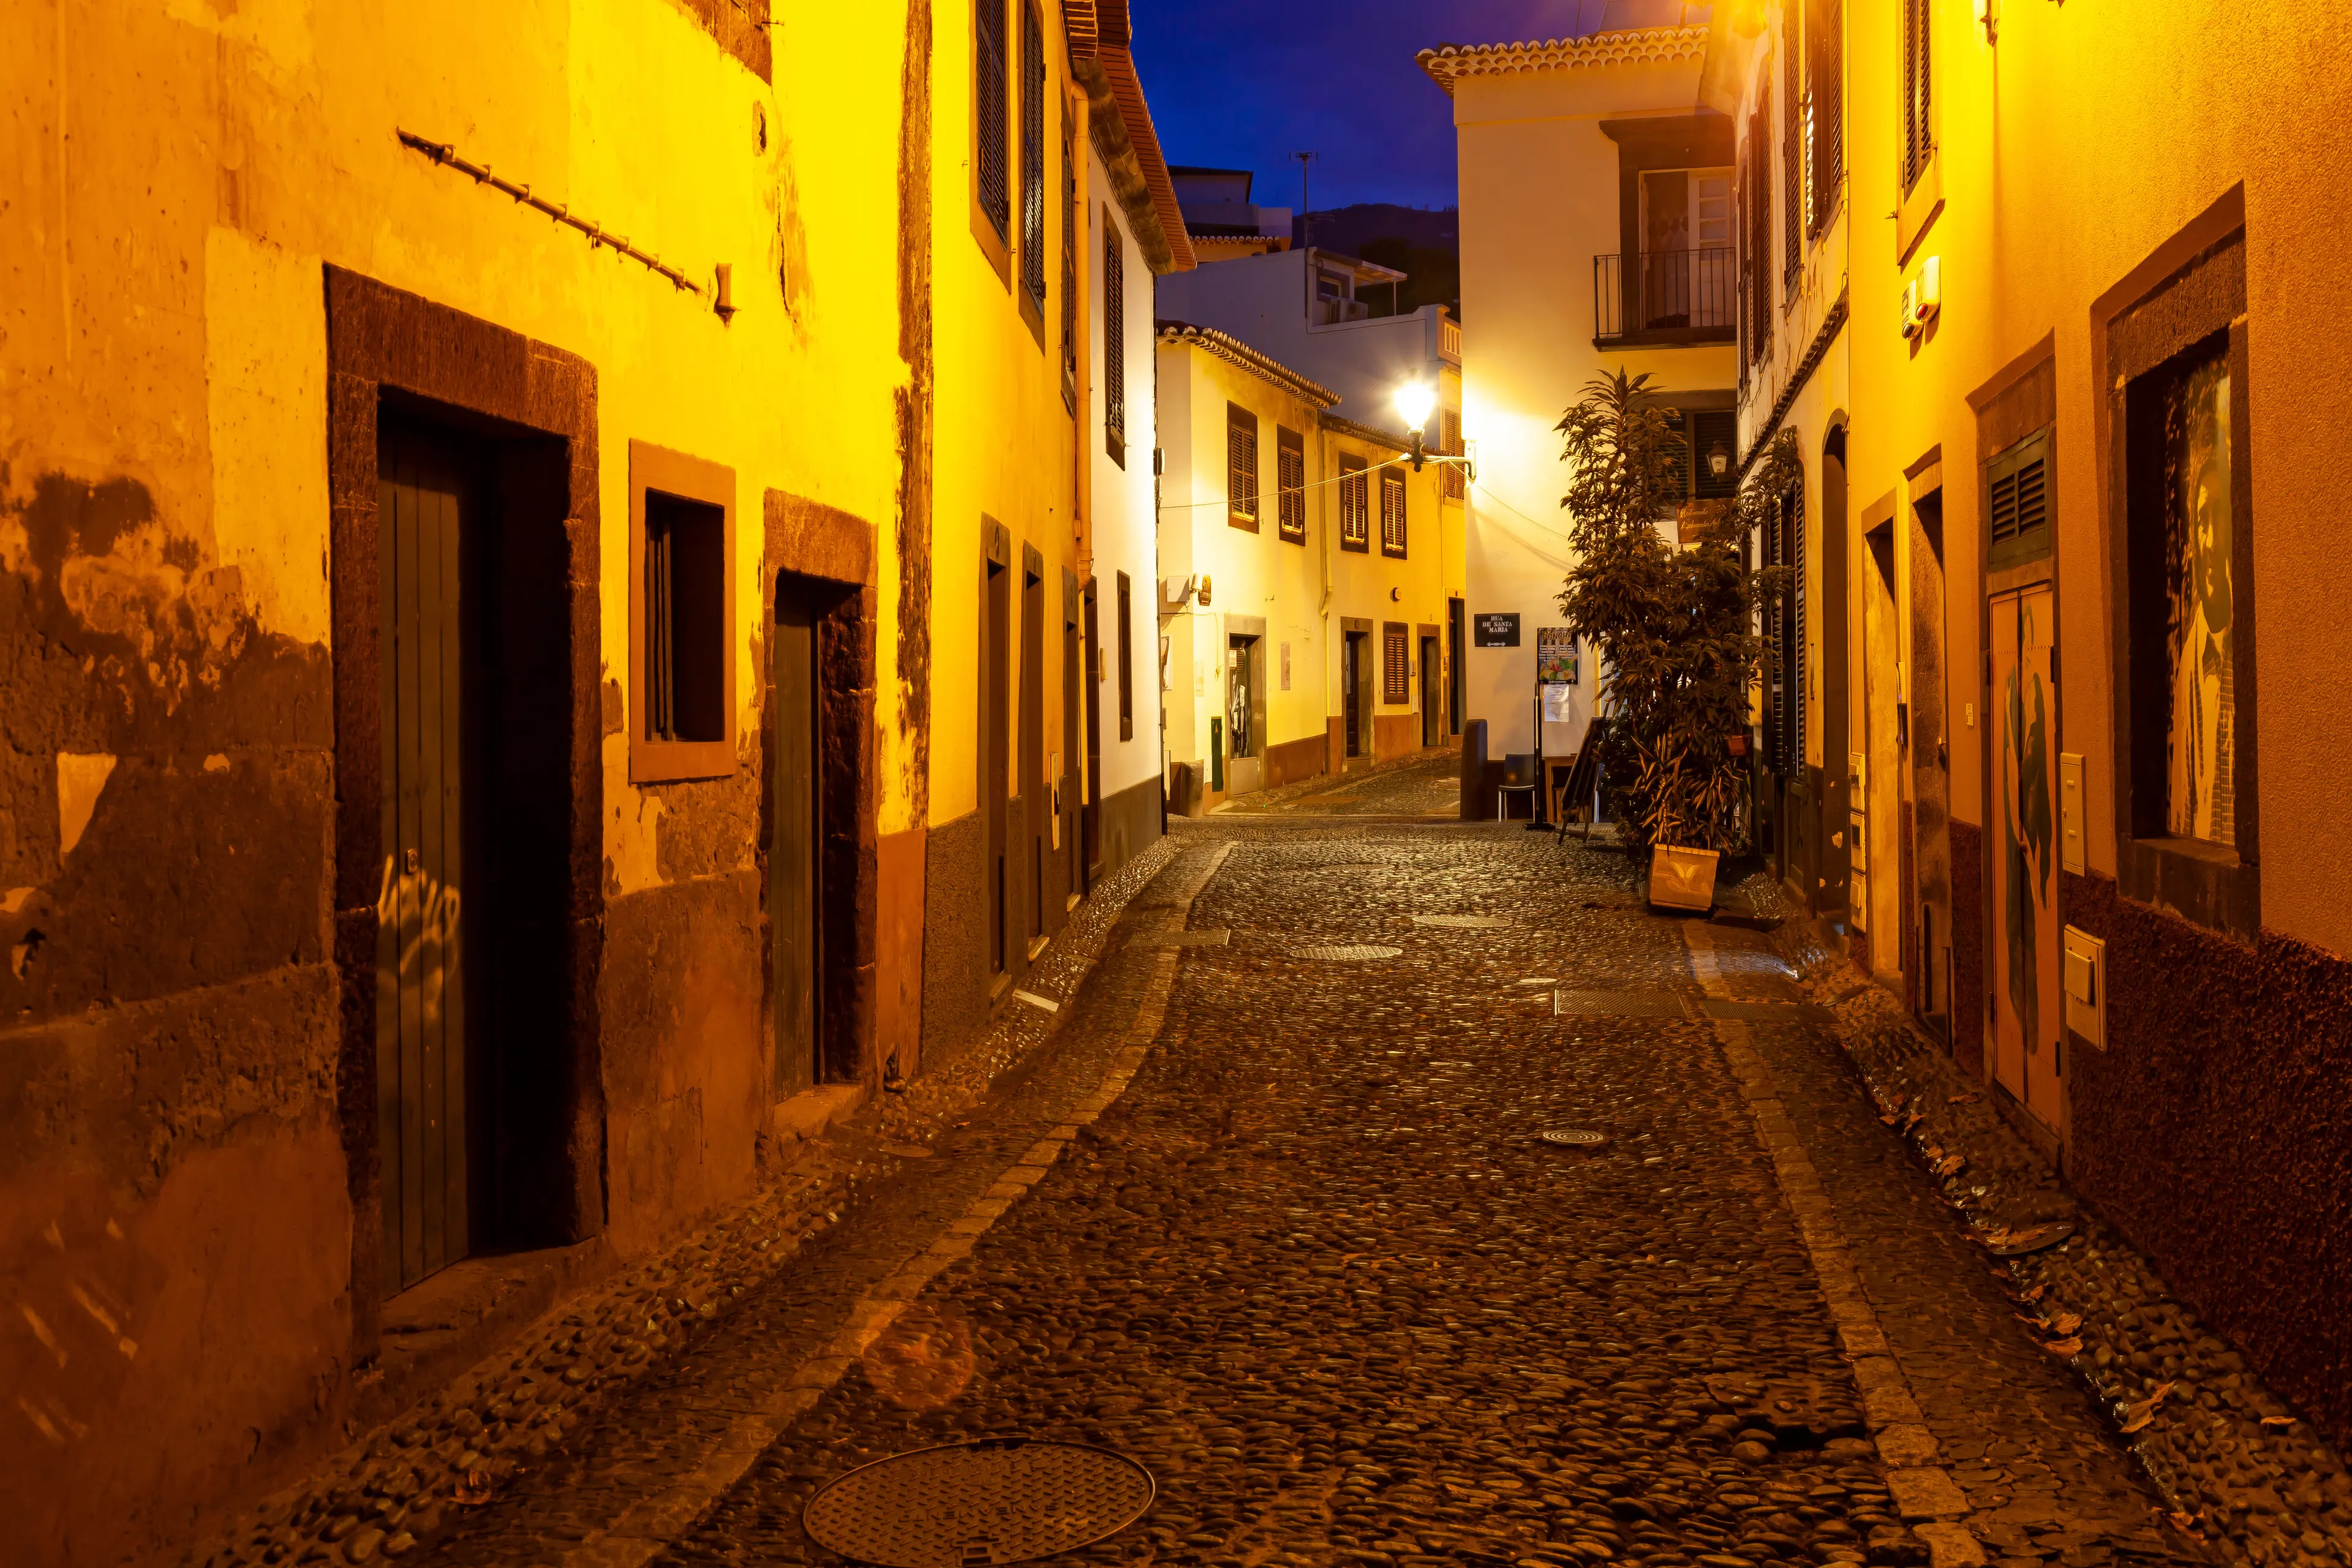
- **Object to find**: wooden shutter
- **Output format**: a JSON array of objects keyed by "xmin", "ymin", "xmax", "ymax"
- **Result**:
[
  {"xmin": 1987, "ymin": 431, "xmax": 2052, "ymax": 567},
  {"xmin": 1381, "ymin": 469, "xmax": 1407, "ymax": 557},
  {"xmin": 1061, "ymin": 116, "xmax": 1077, "ymax": 404},
  {"xmin": 1809, "ymin": 0, "xmax": 1844, "ymax": 238},
  {"xmin": 1782, "ymin": 20, "xmax": 1801, "ymax": 284},
  {"xmin": 1746, "ymin": 94, "xmax": 1773, "ymax": 365},
  {"xmin": 1019, "ymin": 1, "xmax": 1046, "ymax": 306},
  {"xmin": 1115, "ymin": 571, "xmax": 1133, "ymax": 741},
  {"xmin": 1441, "ymin": 411, "xmax": 1464, "ymax": 499},
  {"xmin": 1276, "ymin": 427, "xmax": 1305, "ymax": 541},
  {"xmin": 1226, "ymin": 404, "xmax": 1259, "ymax": 529},
  {"xmin": 1902, "ymin": 0, "xmax": 1931, "ymax": 192},
  {"xmin": 976, "ymin": 0, "xmax": 1009, "ymax": 239},
  {"xmin": 1102, "ymin": 222, "xmax": 1125, "ymax": 462},
  {"xmin": 1383, "ymin": 623, "xmax": 1410, "ymax": 704},
  {"xmin": 1340, "ymin": 458, "xmax": 1368, "ymax": 550}
]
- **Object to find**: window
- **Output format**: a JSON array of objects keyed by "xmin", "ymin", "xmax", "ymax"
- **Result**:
[
  {"xmin": 1115, "ymin": 570, "xmax": 1134, "ymax": 741},
  {"xmin": 1807, "ymin": 0, "xmax": 1844, "ymax": 239},
  {"xmin": 1339, "ymin": 456, "xmax": 1370, "ymax": 552},
  {"xmin": 1061, "ymin": 114, "xmax": 1077, "ymax": 408},
  {"xmin": 1986, "ymin": 429, "xmax": 2052, "ymax": 570},
  {"xmin": 1769, "ymin": 481, "xmax": 1807, "ymax": 774},
  {"xmin": 1382, "ymin": 622, "xmax": 1410, "ymax": 705},
  {"xmin": 1019, "ymin": 2, "xmax": 1046, "ymax": 313},
  {"xmin": 1901, "ymin": 0, "xmax": 1932, "ymax": 194},
  {"xmin": 1441, "ymin": 410, "xmax": 1464, "ymax": 500},
  {"xmin": 1379, "ymin": 468, "xmax": 1407, "ymax": 558},
  {"xmin": 1276, "ymin": 426, "xmax": 1305, "ymax": 541},
  {"xmin": 1744, "ymin": 91, "xmax": 1774, "ymax": 369},
  {"xmin": 1226, "ymin": 404, "xmax": 1259, "ymax": 531},
  {"xmin": 1102, "ymin": 219, "xmax": 1126, "ymax": 466},
  {"xmin": 1782, "ymin": 20, "xmax": 1801, "ymax": 290},
  {"xmin": 628, "ymin": 441, "xmax": 737, "ymax": 782},
  {"xmin": 975, "ymin": 0, "xmax": 1009, "ymax": 243}
]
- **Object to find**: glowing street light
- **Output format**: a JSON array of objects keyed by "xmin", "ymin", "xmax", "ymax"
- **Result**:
[{"xmin": 1393, "ymin": 379, "xmax": 1436, "ymax": 471}]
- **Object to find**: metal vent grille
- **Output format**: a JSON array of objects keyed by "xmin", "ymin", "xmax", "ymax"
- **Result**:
[{"xmin": 1555, "ymin": 991, "xmax": 1697, "ymax": 1019}]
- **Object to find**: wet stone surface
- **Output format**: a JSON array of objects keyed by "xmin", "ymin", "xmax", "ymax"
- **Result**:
[
  {"xmin": 659, "ymin": 825, "xmax": 1896, "ymax": 1568},
  {"xmin": 1213, "ymin": 750, "xmax": 1464, "ymax": 818}
]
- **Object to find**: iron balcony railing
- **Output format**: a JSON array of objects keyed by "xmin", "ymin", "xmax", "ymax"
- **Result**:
[{"xmin": 1594, "ymin": 247, "xmax": 1738, "ymax": 345}]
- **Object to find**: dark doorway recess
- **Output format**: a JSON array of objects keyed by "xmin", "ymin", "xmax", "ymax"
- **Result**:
[
  {"xmin": 325, "ymin": 266, "xmax": 604, "ymax": 1348},
  {"xmin": 1448, "ymin": 598, "xmax": 1466, "ymax": 736},
  {"xmin": 1082, "ymin": 578, "xmax": 1103, "ymax": 889},
  {"xmin": 1343, "ymin": 628, "xmax": 1368, "ymax": 759},
  {"xmin": 1020, "ymin": 545, "xmax": 1046, "ymax": 956},
  {"xmin": 984, "ymin": 531, "xmax": 1012, "ymax": 977}
]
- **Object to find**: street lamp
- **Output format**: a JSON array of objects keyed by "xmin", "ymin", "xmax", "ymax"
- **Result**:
[
  {"xmin": 1707, "ymin": 442, "xmax": 1732, "ymax": 483},
  {"xmin": 1393, "ymin": 380, "xmax": 1436, "ymax": 471}
]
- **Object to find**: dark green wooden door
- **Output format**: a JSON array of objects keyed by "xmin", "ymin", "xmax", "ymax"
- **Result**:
[
  {"xmin": 377, "ymin": 423, "xmax": 470, "ymax": 1294},
  {"xmin": 771, "ymin": 583, "xmax": 819, "ymax": 1098}
]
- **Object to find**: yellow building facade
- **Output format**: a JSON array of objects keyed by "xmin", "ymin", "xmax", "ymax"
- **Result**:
[
  {"xmin": 0, "ymin": 1, "xmax": 1188, "ymax": 1561},
  {"xmin": 1713, "ymin": 0, "xmax": 2352, "ymax": 1456}
]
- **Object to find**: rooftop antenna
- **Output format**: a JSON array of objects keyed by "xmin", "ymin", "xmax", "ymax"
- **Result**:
[{"xmin": 1293, "ymin": 150, "xmax": 1317, "ymax": 252}]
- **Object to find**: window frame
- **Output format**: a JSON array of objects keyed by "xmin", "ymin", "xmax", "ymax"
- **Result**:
[
  {"xmin": 1115, "ymin": 570, "xmax": 1134, "ymax": 741},
  {"xmin": 1379, "ymin": 466, "xmax": 1408, "ymax": 559},
  {"xmin": 1382, "ymin": 621, "xmax": 1411, "ymax": 706},
  {"xmin": 1226, "ymin": 403, "xmax": 1260, "ymax": 532},
  {"xmin": 1102, "ymin": 211, "xmax": 1126, "ymax": 467},
  {"xmin": 1901, "ymin": 0, "xmax": 1933, "ymax": 196},
  {"xmin": 1060, "ymin": 108, "xmax": 1077, "ymax": 410},
  {"xmin": 1806, "ymin": 0, "xmax": 1844, "ymax": 241},
  {"xmin": 1017, "ymin": 0, "xmax": 1047, "ymax": 325},
  {"xmin": 627, "ymin": 439, "xmax": 739, "ymax": 783},
  {"xmin": 1275, "ymin": 426, "xmax": 1306, "ymax": 543},
  {"xmin": 970, "ymin": 0, "xmax": 1012, "ymax": 285}
]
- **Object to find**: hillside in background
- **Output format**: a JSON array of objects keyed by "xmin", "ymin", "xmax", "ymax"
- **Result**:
[{"xmin": 1293, "ymin": 203, "xmax": 1461, "ymax": 320}]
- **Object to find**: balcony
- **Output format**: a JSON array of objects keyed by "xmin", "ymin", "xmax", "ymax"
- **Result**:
[{"xmin": 1594, "ymin": 248, "xmax": 1737, "ymax": 349}]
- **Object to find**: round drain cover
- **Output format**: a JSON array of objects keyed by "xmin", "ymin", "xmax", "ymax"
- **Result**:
[
  {"xmin": 1294, "ymin": 943, "xmax": 1404, "ymax": 962},
  {"xmin": 1541, "ymin": 1129, "xmax": 1608, "ymax": 1147},
  {"xmin": 802, "ymin": 1439, "xmax": 1155, "ymax": 1568}
]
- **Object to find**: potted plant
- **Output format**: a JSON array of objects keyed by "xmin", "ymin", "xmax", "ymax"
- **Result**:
[{"xmin": 1552, "ymin": 371, "xmax": 1795, "ymax": 911}]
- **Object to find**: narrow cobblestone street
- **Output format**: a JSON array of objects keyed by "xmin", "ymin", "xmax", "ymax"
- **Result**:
[{"xmin": 391, "ymin": 813, "xmax": 2202, "ymax": 1568}]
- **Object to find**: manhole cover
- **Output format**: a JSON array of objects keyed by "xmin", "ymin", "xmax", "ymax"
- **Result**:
[
  {"xmin": 802, "ymin": 1439, "xmax": 1155, "ymax": 1568},
  {"xmin": 1541, "ymin": 1129, "xmax": 1608, "ymax": 1146},
  {"xmin": 1554, "ymin": 990, "xmax": 1695, "ymax": 1019},
  {"xmin": 1294, "ymin": 944, "xmax": 1403, "ymax": 962},
  {"xmin": 1411, "ymin": 914, "xmax": 1513, "ymax": 929}
]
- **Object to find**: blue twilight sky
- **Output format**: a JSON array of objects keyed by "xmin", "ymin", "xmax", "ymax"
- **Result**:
[{"xmin": 1129, "ymin": 1, "xmax": 1675, "ymax": 213}]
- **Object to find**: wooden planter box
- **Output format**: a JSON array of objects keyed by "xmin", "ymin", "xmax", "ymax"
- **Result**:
[{"xmin": 1648, "ymin": 843, "xmax": 1721, "ymax": 913}]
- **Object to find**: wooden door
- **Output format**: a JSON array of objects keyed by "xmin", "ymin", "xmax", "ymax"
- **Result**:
[
  {"xmin": 1342, "ymin": 633, "xmax": 1363, "ymax": 759},
  {"xmin": 377, "ymin": 422, "xmax": 473, "ymax": 1294},
  {"xmin": 1909, "ymin": 496, "xmax": 1952, "ymax": 1038},
  {"xmin": 986, "ymin": 560, "xmax": 1009, "ymax": 974},
  {"xmin": 1990, "ymin": 584, "xmax": 2062, "ymax": 1125},
  {"xmin": 1419, "ymin": 637, "xmax": 1440, "ymax": 747},
  {"xmin": 771, "ymin": 579, "xmax": 820, "ymax": 1099},
  {"xmin": 1082, "ymin": 584, "xmax": 1101, "ymax": 886},
  {"xmin": 1061, "ymin": 615, "xmax": 1081, "ymax": 899},
  {"xmin": 1860, "ymin": 528, "xmax": 1902, "ymax": 971}
]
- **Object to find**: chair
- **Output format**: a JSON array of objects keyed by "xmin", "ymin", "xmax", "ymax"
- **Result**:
[{"xmin": 1496, "ymin": 752, "xmax": 1540, "ymax": 821}]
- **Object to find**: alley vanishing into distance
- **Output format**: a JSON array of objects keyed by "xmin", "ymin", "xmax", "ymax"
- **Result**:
[{"xmin": 320, "ymin": 763, "xmax": 2197, "ymax": 1568}]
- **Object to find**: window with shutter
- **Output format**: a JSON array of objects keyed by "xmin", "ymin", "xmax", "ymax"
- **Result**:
[
  {"xmin": 1442, "ymin": 410, "xmax": 1464, "ymax": 500},
  {"xmin": 1746, "ymin": 94, "xmax": 1774, "ymax": 364},
  {"xmin": 1693, "ymin": 410, "xmax": 1739, "ymax": 499},
  {"xmin": 1115, "ymin": 571, "xmax": 1134, "ymax": 741},
  {"xmin": 1019, "ymin": 1, "xmax": 1046, "ymax": 311},
  {"xmin": 975, "ymin": 0, "xmax": 1009, "ymax": 242},
  {"xmin": 1061, "ymin": 115, "xmax": 1077, "ymax": 408},
  {"xmin": 1902, "ymin": 0, "xmax": 1932, "ymax": 194},
  {"xmin": 1807, "ymin": 0, "xmax": 1843, "ymax": 239},
  {"xmin": 1383, "ymin": 623, "xmax": 1410, "ymax": 704},
  {"xmin": 1380, "ymin": 469, "xmax": 1408, "ymax": 557},
  {"xmin": 1227, "ymin": 404, "xmax": 1259, "ymax": 531},
  {"xmin": 1340, "ymin": 457, "xmax": 1370, "ymax": 552},
  {"xmin": 1102, "ymin": 219, "xmax": 1126, "ymax": 466},
  {"xmin": 1782, "ymin": 21, "xmax": 1802, "ymax": 293},
  {"xmin": 1987, "ymin": 429, "xmax": 2052, "ymax": 568},
  {"xmin": 1276, "ymin": 427, "xmax": 1306, "ymax": 542}
]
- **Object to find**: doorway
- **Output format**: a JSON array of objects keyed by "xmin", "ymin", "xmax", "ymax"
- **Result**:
[
  {"xmin": 771, "ymin": 575, "xmax": 822, "ymax": 1100},
  {"xmin": 1859, "ymin": 522, "xmax": 1902, "ymax": 976},
  {"xmin": 1062, "ymin": 590, "xmax": 1083, "ymax": 905},
  {"xmin": 1226, "ymin": 634, "xmax": 1261, "ymax": 795},
  {"xmin": 375, "ymin": 409, "xmax": 573, "ymax": 1294},
  {"xmin": 1020, "ymin": 551, "xmax": 1045, "ymax": 957},
  {"xmin": 1990, "ymin": 583, "xmax": 2062, "ymax": 1127},
  {"xmin": 1419, "ymin": 634, "xmax": 1442, "ymax": 747},
  {"xmin": 984, "ymin": 549, "xmax": 1010, "ymax": 978},
  {"xmin": 1081, "ymin": 579, "xmax": 1102, "ymax": 889},
  {"xmin": 1447, "ymin": 599, "xmax": 1466, "ymax": 736},
  {"xmin": 1910, "ymin": 491, "xmax": 1952, "ymax": 1039},
  {"xmin": 1341, "ymin": 630, "xmax": 1367, "ymax": 761}
]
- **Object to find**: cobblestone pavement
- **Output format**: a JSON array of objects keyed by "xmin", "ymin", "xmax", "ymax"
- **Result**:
[
  {"xmin": 1212, "ymin": 748, "xmax": 1462, "ymax": 818},
  {"xmin": 376, "ymin": 818, "xmax": 2246, "ymax": 1568}
]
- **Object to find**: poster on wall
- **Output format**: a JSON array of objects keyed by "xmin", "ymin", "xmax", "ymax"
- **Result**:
[
  {"xmin": 1536, "ymin": 627, "xmax": 1578, "ymax": 685},
  {"xmin": 1542, "ymin": 684, "xmax": 1575, "ymax": 723}
]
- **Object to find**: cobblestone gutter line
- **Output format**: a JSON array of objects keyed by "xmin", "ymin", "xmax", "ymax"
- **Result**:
[
  {"xmin": 184, "ymin": 837, "xmax": 1183, "ymax": 1568},
  {"xmin": 1684, "ymin": 925, "xmax": 1986, "ymax": 1568},
  {"xmin": 1772, "ymin": 929, "xmax": 2352, "ymax": 1568},
  {"xmin": 556, "ymin": 841, "xmax": 1232, "ymax": 1568}
]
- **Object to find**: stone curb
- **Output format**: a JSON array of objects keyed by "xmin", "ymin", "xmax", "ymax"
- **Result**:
[
  {"xmin": 537, "ymin": 840, "xmax": 1235, "ymax": 1568},
  {"xmin": 182, "ymin": 835, "xmax": 1188, "ymax": 1568},
  {"xmin": 1684, "ymin": 923, "xmax": 1983, "ymax": 1568}
]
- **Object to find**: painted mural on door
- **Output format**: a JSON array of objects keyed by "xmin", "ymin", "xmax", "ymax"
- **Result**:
[{"xmin": 1991, "ymin": 584, "xmax": 2062, "ymax": 1127}]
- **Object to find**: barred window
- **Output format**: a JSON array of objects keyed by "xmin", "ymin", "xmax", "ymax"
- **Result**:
[
  {"xmin": 976, "ymin": 0, "xmax": 1009, "ymax": 241},
  {"xmin": 1102, "ymin": 221, "xmax": 1126, "ymax": 466},
  {"xmin": 1382, "ymin": 622, "xmax": 1410, "ymax": 704},
  {"xmin": 1339, "ymin": 457, "xmax": 1370, "ymax": 552},
  {"xmin": 1276, "ymin": 426, "xmax": 1306, "ymax": 542},
  {"xmin": 1379, "ymin": 467, "xmax": 1407, "ymax": 558},
  {"xmin": 1226, "ymin": 404, "xmax": 1259, "ymax": 531},
  {"xmin": 1019, "ymin": 1, "xmax": 1046, "ymax": 310}
]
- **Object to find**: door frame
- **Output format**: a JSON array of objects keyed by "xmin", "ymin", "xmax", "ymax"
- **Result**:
[{"xmin": 325, "ymin": 267, "xmax": 605, "ymax": 1352}]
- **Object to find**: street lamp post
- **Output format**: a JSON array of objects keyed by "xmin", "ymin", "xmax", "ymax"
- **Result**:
[{"xmin": 1393, "ymin": 380, "xmax": 1435, "ymax": 472}]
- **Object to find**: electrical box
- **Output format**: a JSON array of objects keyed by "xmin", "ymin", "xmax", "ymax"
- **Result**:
[
  {"xmin": 2063, "ymin": 925, "xmax": 2105, "ymax": 1050},
  {"xmin": 2060, "ymin": 752, "xmax": 2086, "ymax": 874}
]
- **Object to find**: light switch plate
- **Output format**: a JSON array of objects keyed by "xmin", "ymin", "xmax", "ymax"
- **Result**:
[
  {"xmin": 2060, "ymin": 752, "xmax": 2086, "ymax": 875},
  {"xmin": 2063, "ymin": 924, "xmax": 2105, "ymax": 1050}
]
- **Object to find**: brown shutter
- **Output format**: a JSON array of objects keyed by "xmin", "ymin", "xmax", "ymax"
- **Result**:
[
  {"xmin": 1276, "ymin": 426, "xmax": 1305, "ymax": 541},
  {"xmin": 1383, "ymin": 623, "xmax": 1409, "ymax": 704},
  {"xmin": 976, "ymin": 0, "xmax": 1009, "ymax": 239},
  {"xmin": 1019, "ymin": 1, "xmax": 1046, "ymax": 305},
  {"xmin": 1381, "ymin": 469, "xmax": 1407, "ymax": 556},
  {"xmin": 1782, "ymin": 21, "xmax": 1801, "ymax": 284},
  {"xmin": 1102, "ymin": 223, "xmax": 1125, "ymax": 462},
  {"xmin": 1809, "ymin": 0, "xmax": 1843, "ymax": 238},
  {"xmin": 1227, "ymin": 404, "xmax": 1259, "ymax": 529}
]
